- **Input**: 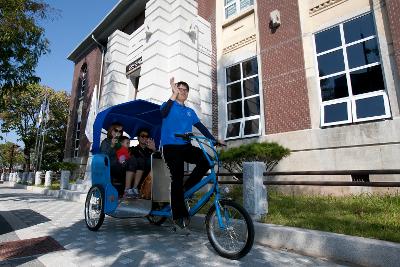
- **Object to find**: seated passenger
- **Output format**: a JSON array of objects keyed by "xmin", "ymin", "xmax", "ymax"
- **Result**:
[
  {"xmin": 125, "ymin": 128, "xmax": 156, "ymax": 197},
  {"xmin": 116, "ymin": 136, "xmax": 131, "ymax": 165},
  {"xmin": 100, "ymin": 122, "xmax": 123, "ymax": 172}
]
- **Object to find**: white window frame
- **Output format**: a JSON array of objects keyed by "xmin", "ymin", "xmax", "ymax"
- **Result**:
[
  {"xmin": 352, "ymin": 91, "xmax": 391, "ymax": 122},
  {"xmin": 225, "ymin": 57, "xmax": 261, "ymax": 140},
  {"xmin": 74, "ymin": 120, "xmax": 81, "ymax": 158},
  {"xmin": 224, "ymin": 0, "xmax": 254, "ymax": 20},
  {"xmin": 314, "ymin": 12, "xmax": 391, "ymax": 127},
  {"xmin": 79, "ymin": 65, "xmax": 87, "ymax": 99}
]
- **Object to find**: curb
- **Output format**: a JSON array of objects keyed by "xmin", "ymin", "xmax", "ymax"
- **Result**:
[
  {"xmin": 6, "ymin": 182, "xmax": 400, "ymax": 267},
  {"xmin": 189, "ymin": 216, "xmax": 400, "ymax": 267},
  {"xmin": 10, "ymin": 183, "xmax": 87, "ymax": 203}
]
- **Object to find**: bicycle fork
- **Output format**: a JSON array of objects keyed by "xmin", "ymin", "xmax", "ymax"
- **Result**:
[{"xmin": 214, "ymin": 197, "xmax": 229, "ymax": 230}]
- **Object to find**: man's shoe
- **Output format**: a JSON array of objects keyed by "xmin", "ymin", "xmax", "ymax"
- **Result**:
[
  {"xmin": 172, "ymin": 219, "xmax": 190, "ymax": 236},
  {"xmin": 173, "ymin": 218, "xmax": 185, "ymax": 229}
]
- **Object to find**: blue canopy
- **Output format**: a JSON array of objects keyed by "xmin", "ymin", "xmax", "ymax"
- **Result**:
[{"xmin": 92, "ymin": 100, "xmax": 162, "ymax": 154}]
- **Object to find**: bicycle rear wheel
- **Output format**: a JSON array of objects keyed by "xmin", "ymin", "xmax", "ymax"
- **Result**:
[
  {"xmin": 205, "ymin": 199, "xmax": 254, "ymax": 259},
  {"xmin": 85, "ymin": 185, "xmax": 105, "ymax": 231}
]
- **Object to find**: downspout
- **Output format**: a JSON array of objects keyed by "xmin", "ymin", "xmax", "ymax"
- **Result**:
[{"xmin": 91, "ymin": 34, "xmax": 105, "ymax": 107}]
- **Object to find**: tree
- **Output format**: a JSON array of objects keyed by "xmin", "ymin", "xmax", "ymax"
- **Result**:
[
  {"xmin": 40, "ymin": 90, "xmax": 70, "ymax": 170},
  {"xmin": 0, "ymin": 0, "xmax": 55, "ymax": 108},
  {"xmin": 0, "ymin": 84, "xmax": 70, "ymax": 171},
  {"xmin": 0, "ymin": 142, "xmax": 24, "ymax": 171}
]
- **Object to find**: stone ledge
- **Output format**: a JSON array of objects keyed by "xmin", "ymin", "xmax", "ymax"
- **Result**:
[{"xmin": 190, "ymin": 215, "xmax": 400, "ymax": 267}]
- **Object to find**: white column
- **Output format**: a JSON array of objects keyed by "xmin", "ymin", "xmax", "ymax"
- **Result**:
[
  {"xmin": 35, "ymin": 171, "xmax": 42, "ymax": 186},
  {"xmin": 243, "ymin": 162, "xmax": 268, "ymax": 220},
  {"xmin": 44, "ymin": 171, "xmax": 53, "ymax": 187},
  {"xmin": 28, "ymin": 172, "xmax": 34, "ymax": 185},
  {"xmin": 138, "ymin": 0, "xmax": 212, "ymax": 121},
  {"xmin": 60, "ymin": 170, "xmax": 71, "ymax": 190}
]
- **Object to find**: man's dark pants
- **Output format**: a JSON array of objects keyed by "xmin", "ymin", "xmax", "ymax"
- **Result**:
[{"xmin": 163, "ymin": 144, "xmax": 210, "ymax": 220}]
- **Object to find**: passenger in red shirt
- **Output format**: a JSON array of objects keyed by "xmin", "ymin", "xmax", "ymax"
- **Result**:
[{"xmin": 116, "ymin": 136, "xmax": 131, "ymax": 165}]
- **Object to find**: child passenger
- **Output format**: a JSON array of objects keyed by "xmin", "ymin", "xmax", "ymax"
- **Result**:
[{"xmin": 116, "ymin": 136, "xmax": 131, "ymax": 165}]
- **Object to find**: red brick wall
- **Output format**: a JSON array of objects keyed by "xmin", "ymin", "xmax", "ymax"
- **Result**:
[
  {"xmin": 198, "ymin": 0, "xmax": 218, "ymax": 136},
  {"xmin": 386, "ymin": 0, "xmax": 400, "ymax": 77},
  {"xmin": 64, "ymin": 46, "xmax": 102, "ymax": 161},
  {"xmin": 257, "ymin": 0, "xmax": 311, "ymax": 134}
]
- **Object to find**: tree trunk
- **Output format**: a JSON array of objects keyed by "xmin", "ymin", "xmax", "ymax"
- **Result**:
[{"xmin": 23, "ymin": 146, "xmax": 31, "ymax": 172}]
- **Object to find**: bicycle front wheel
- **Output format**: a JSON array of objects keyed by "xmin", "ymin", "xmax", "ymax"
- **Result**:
[{"xmin": 205, "ymin": 199, "xmax": 254, "ymax": 259}]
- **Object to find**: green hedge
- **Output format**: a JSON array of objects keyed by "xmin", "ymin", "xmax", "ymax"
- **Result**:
[
  {"xmin": 48, "ymin": 162, "xmax": 79, "ymax": 172},
  {"xmin": 219, "ymin": 142, "xmax": 290, "ymax": 173}
]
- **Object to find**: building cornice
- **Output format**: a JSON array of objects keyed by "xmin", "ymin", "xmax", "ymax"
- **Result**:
[
  {"xmin": 67, "ymin": 0, "xmax": 146, "ymax": 62},
  {"xmin": 223, "ymin": 34, "xmax": 256, "ymax": 54},
  {"xmin": 309, "ymin": 0, "xmax": 349, "ymax": 16}
]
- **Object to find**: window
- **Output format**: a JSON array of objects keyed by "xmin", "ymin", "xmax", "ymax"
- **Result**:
[
  {"xmin": 79, "ymin": 64, "xmax": 87, "ymax": 98},
  {"xmin": 224, "ymin": 0, "xmax": 254, "ymax": 19},
  {"xmin": 314, "ymin": 13, "xmax": 391, "ymax": 127},
  {"xmin": 225, "ymin": 57, "xmax": 261, "ymax": 139},
  {"xmin": 74, "ymin": 120, "xmax": 81, "ymax": 158}
]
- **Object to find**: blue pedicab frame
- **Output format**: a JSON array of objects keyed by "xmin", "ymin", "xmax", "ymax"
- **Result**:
[{"xmin": 84, "ymin": 100, "xmax": 254, "ymax": 259}]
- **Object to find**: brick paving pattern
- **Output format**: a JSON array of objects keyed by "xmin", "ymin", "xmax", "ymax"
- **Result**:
[
  {"xmin": 0, "ymin": 236, "xmax": 64, "ymax": 260},
  {"xmin": 0, "ymin": 186, "xmax": 348, "ymax": 266}
]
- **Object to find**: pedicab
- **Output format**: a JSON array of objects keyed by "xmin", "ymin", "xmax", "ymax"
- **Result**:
[{"xmin": 84, "ymin": 99, "xmax": 254, "ymax": 259}]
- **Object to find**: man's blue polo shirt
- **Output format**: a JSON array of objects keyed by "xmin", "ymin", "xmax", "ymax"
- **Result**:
[{"xmin": 160, "ymin": 100, "xmax": 200, "ymax": 146}]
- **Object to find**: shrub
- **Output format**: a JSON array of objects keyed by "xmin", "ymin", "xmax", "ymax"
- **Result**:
[
  {"xmin": 219, "ymin": 142, "xmax": 290, "ymax": 173},
  {"xmin": 48, "ymin": 162, "xmax": 79, "ymax": 172}
]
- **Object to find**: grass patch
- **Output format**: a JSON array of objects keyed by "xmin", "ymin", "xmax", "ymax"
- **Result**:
[
  {"xmin": 263, "ymin": 190, "xmax": 400, "ymax": 243},
  {"xmin": 193, "ymin": 185, "xmax": 400, "ymax": 243}
]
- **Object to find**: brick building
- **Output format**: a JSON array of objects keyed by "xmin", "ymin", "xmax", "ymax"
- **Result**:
[{"xmin": 65, "ymin": 0, "xmax": 400, "ymax": 193}]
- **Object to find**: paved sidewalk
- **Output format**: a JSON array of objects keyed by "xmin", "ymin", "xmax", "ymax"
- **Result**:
[{"xmin": 0, "ymin": 185, "xmax": 348, "ymax": 267}]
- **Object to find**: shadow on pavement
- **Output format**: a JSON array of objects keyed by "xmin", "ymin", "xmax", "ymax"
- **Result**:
[{"xmin": 0, "ymin": 209, "xmax": 50, "ymax": 235}]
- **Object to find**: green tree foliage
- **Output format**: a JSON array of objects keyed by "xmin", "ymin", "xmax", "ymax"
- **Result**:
[
  {"xmin": 0, "ymin": 142, "xmax": 24, "ymax": 170},
  {"xmin": 219, "ymin": 142, "xmax": 291, "ymax": 174},
  {"xmin": 0, "ymin": 0, "xmax": 55, "ymax": 106},
  {"xmin": 0, "ymin": 84, "xmax": 70, "ymax": 171},
  {"xmin": 40, "ymin": 90, "xmax": 70, "ymax": 170}
]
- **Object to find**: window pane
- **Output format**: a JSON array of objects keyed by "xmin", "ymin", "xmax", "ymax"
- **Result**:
[
  {"xmin": 315, "ymin": 26, "xmax": 341, "ymax": 53},
  {"xmin": 244, "ymin": 96, "xmax": 260, "ymax": 117},
  {"xmin": 355, "ymin": 95, "xmax": 386, "ymax": 119},
  {"xmin": 320, "ymin": 74, "xmax": 348, "ymax": 101},
  {"xmin": 243, "ymin": 77, "xmax": 259, "ymax": 97},
  {"xmin": 240, "ymin": 0, "xmax": 253, "ymax": 10},
  {"xmin": 243, "ymin": 57, "xmax": 258, "ymax": 78},
  {"xmin": 350, "ymin": 65, "xmax": 384, "ymax": 95},
  {"xmin": 225, "ymin": 0, "xmax": 235, "ymax": 5},
  {"xmin": 227, "ymin": 101, "xmax": 242, "ymax": 120},
  {"xmin": 225, "ymin": 3, "xmax": 236, "ymax": 18},
  {"xmin": 347, "ymin": 39, "xmax": 380, "ymax": 69},
  {"xmin": 227, "ymin": 82, "xmax": 242, "ymax": 101},
  {"xmin": 226, "ymin": 122, "xmax": 241, "ymax": 138},
  {"xmin": 324, "ymin": 102, "xmax": 348, "ymax": 124},
  {"xmin": 344, "ymin": 13, "xmax": 375, "ymax": 43},
  {"xmin": 226, "ymin": 64, "xmax": 241, "ymax": 83},
  {"xmin": 317, "ymin": 50, "xmax": 345, "ymax": 76},
  {"xmin": 244, "ymin": 119, "xmax": 259, "ymax": 135}
]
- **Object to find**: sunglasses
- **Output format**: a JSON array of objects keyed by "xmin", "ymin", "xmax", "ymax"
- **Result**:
[
  {"xmin": 140, "ymin": 134, "xmax": 149, "ymax": 138},
  {"xmin": 113, "ymin": 129, "xmax": 123, "ymax": 133}
]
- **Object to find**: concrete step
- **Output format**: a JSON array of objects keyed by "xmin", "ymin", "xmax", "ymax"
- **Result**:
[
  {"xmin": 9, "ymin": 183, "xmax": 88, "ymax": 203},
  {"xmin": 69, "ymin": 183, "xmax": 90, "ymax": 193}
]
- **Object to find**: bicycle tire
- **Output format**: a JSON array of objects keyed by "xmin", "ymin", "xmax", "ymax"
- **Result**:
[
  {"xmin": 205, "ymin": 199, "xmax": 254, "ymax": 259},
  {"xmin": 84, "ymin": 185, "xmax": 105, "ymax": 231}
]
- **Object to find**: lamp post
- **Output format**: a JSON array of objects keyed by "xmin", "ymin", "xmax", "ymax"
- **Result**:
[{"xmin": 8, "ymin": 144, "xmax": 20, "ymax": 172}]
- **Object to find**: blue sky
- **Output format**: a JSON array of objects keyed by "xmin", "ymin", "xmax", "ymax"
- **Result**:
[
  {"xmin": 1, "ymin": 0, "xmax": 118, "ymax": 144},
  {"xmin": 36, "ymin": 0, "xmax": 119, "ymax": 92}
]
